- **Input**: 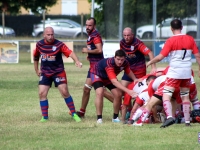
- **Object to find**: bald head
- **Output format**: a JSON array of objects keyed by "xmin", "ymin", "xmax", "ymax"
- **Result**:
[
  {"xmin": 44, "ymin": 27, "xmax": 54, "ymax": 33},
  {"xmin": 44, "ymin": 27, "xmax": 54, "ymax": 43},
  {"xmin": 123, "ymin": 27, "xmax": 133, "ymax": 34},
  {"xmin": 123, "ymin": 27, "xmax": 134, "ymax": 44}
]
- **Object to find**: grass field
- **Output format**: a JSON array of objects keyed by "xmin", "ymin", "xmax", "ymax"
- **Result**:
[{"xmin": 0, "ymin": 50, "xmax": 200, "ymax": 150}]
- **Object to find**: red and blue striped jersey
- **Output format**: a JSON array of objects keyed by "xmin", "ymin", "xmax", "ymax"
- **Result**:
[
  {"xmin": 87, "ymin": 29, "xmax": 104, "ymax": 67},
  {"xmin": 90, "ymin": 57, "xmax": 131, "ymax": 80},
  {"xmin": 120, "ymin": 38, "xmax": 150, "ymax": 78},
  {"xmin": 33, "ymin": 39, "xmax": 72, "ymax": 77}
]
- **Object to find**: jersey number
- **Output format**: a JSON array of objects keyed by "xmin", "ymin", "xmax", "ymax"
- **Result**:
[
  {"xmin": 182, "ymin": 48, "xmax": 186, "ymax": 60},
  {"xmin": 138, "ymin": 82, "xmax": 144, "ymax": 87}
]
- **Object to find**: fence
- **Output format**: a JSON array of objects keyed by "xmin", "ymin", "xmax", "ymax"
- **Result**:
[{"xmin": 1, "ymin": 37, "xmax": 199, "ymax": 64}]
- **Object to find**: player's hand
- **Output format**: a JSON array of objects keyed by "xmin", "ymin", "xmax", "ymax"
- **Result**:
[
  {"xmin": 146, "ymin": 61, "xmax": 151, "ymax": 68},
  {"xmin": 36, "ymin": 70, "xmax": 41, "ymax": 77},
  {"xmin": 127, "ymin": 90, "xmax": 138, "ymax": 98},
  {"xmin": 133, "ymin": 78, "xmax": 139, "ymax": 83},
  {"xmin": 134, "ymin": 78, "xmax": 143, "ymax": 83},
  {"xmin": 82, "ymin": 47, "xmax": 88, "ymax": 53},
  {"xmin": 150, "ymin": 67, "xmax": 157, "ymax": 74},
  {"xmin": 75, "ymin": 61, "xmax": 82, "ymax": 68}
]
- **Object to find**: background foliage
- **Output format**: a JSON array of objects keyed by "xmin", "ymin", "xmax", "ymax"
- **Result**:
[
  {"xmin": 0, "ymin": 0, "xmax": 57, "ymax": 14},
  {"xmin": 88, "ymin": 0, "xmax": 197, "ymax": 38},
  {"xmin": 0, "ymin": 0, "xmax": 198, "ymax": 38}
]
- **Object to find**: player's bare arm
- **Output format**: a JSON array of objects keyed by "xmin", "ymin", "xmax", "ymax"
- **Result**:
[
  {"xmin": 69, "ymin": 51, "xmax": 82, "ymax": 68},
  {"xmin": 34, "ymin": 60, "xmax": 41, "ymax": 76},
  {"xmin": 127, "ymin": 71, "xmax": 138, "ymax": 83},
  {"xmin": 148, "ymin": 51, "xmax": 157, "ymax": 73},
  {"xmin": 111, "ymin": 78, "xmax": 138, "ymax": 98},
  {"xmin": 147, "ymin": 54, "xmax": 164, "ymax": 68}
]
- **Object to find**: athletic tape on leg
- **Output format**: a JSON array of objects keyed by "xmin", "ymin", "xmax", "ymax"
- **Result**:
[
  {"xmin": 85, "ymin": 84, "xmax": 92, "ymax": 90},
  {"xmin": 180, "ymin": 90, "xmax": 189, "ymax": 96},
  {"xmin": 163, "ymin": 88, "xmax": 174, "ymax": 96}
]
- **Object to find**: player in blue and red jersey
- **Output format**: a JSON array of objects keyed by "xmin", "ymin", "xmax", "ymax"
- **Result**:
[
  {"xmin": 77, "ymin": 17, "xmax": 113, "ymax": 118},
  {"xmin": 90, "ymin": 50, "xmax": 138, "ymax": 124},
  {"xmin": 33, "ymin": 27, "xmax": 82, "ymax": 123},
  {"xmin": 120, "ymin": 27, "xmax": 156, "ymax": 88}
]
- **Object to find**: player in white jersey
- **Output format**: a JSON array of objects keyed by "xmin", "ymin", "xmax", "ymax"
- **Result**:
[
  {"xmin": 146, "ymin": 19, "xmax": 200, "ymax": 127},
  {"xmin": 130, "ymin": 74, "xmax": 200, "ymax": 126},
  {"xmin": 129, "ymin": 75, "xmax": 179, "ymax": 126},
  {"xmin": 126, "ymin": 69, "xmax": 168, "ymax": 124},
  {"xmin": 121, "ymin": 75, "xmax": 156, "ymax": 123}
]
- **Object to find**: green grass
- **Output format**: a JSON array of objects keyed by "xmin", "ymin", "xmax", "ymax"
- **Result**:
[{"xmin": 0, "ymin": 50, "xmax": 200, "ymax": 150}]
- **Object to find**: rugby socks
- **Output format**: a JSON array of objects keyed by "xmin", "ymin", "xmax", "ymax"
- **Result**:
[
  {"xmin": 64, "ymin": 96, "xmax": 76, "ymax": 116},
  {"xmin": 113, "ymin": 113, "xmax": 118, "ymax": 119},
  {"xmin": 163, "ymin": 100, "xmax": 173, "ymax": 119},
  {"xmin": 140, "ymin": 108, "xmax": 150, "ymax": 122},
  {"xmin": 79, "ymin": 108, "xmax": 86, "ymax": 116},
  {"xmin": 40, "ymin": 100, "xmax": 49, "ymax": 119},
  {"xmin": 131, "ymin": 107, "xmax": 143, "ymax": 121},
  {"xmin": 182, "ymin": 102, "xmax": 191, "ymax": 123},
  {"xmin": 97, "ymin": 115, "xmax": 102, "ymax": 120}
]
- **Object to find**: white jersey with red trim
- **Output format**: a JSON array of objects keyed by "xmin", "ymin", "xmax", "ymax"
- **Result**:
[
  {"xmin": 138, "ymin": 90, "xmax": 150, "ymax": 105},
  {"xmin": 160, "ymin": 34, "xmax": 199, "ymax": 79},
  {"xmin": 133, "ymin": 78, "xmax": 148, "ymax": 94},
  {"xmin": 151, "ymin": 75, "xmax": 167, "ymax": 91}
]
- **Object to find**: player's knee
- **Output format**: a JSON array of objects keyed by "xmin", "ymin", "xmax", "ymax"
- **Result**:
[
  {"xmin": 117, "ymin": 91, "xmax": 123, "ymax": 98},
  {"xmin": 39, "ymin": 91, "xmax": 47, "ymax": 99},
  {"xmin": 163, "ymin": 88, "xmax": 174, "ymax": 96},
  {"xmin": 83, "ymin": 84, "xmax": 92, "ymax": 93},
  {"xmin": 180, "ymin": 90, "xmax": 189, "ymax": 97},
  {"xmin": 59, "ymin": 88, "xmax": 70, "ymax": 98},
  {"xmin": 95, "ymin": 90, "xmax": 104, "ymax": 98},
  {"xmin": 121, "ymin": 104, "xmax": 128, "ymax": 110}
]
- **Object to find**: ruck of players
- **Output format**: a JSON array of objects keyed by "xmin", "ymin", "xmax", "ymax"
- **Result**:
[{"xmin": 34, "ymin": 17, "xmax": 200, "ymax": 128}]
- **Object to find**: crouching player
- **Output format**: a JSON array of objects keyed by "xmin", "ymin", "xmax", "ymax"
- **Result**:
[
  {"xmin": 121, "ymin": 75, "xmax": 157, "ymax": 123},
  {"xmin": 90, "ymin": 50, "xmax": 138, "ymax": 124},
  {"xmin": 129, "ymin": 74, "xmax": 179, "ymax": 126}
]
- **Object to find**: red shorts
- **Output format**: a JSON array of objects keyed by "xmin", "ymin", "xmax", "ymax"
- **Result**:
[
  {"xmin": 154, "ymin": 82, "xmax": 165, "ymax": 97},
  {"xmin": 174, "ymin": 83, "xmax": 196, "ymax": 104},
  {"xmin": 164, "ymin": 77, "xmax": 190, "ymax": 88},
  {"xmin": 154, "ymin": 82, "xmax": 181, "ymax": 104},
  {"xmin": 135, "ymin": 97, "xmax": 144, "ymax": 106},
  {"xmin": 175, "ymin": 90, "xmax": 182, "ymax": 104},
  {"xmin": 123, "ymin": 94, "xmax": 145, "ymax": 106},
  {"xmin": 189, "ymin": 83, "xmax": 197, "ymax": 100},
  {"xmin": 123, "ymin": 83, "xmax": 134, "ymax": 106}
]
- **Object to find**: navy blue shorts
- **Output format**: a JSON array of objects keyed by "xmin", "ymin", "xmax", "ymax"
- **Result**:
[
  {"xmin": 121, "ymin": 73, "xmax": 133, "ymax": 82},
  {"xmin": 39, "ymin": 71, "xmax": 67, "ymax": 87},
  {"xmin": 87, "ymin": 70, "xmax": 90, "ymax": 78},
  {"xmin": 121, "ymin": 71, "xmax": 146, "ymax": 82}
]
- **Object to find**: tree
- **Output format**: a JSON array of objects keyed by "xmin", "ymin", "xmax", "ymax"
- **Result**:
[
  {"xmin": 0, "ymin": 0, "xmax": 58, "ymax": 15},
  {"xmin": 88, "ymin": 0, "xmax": 197, "ymax": 38}
]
